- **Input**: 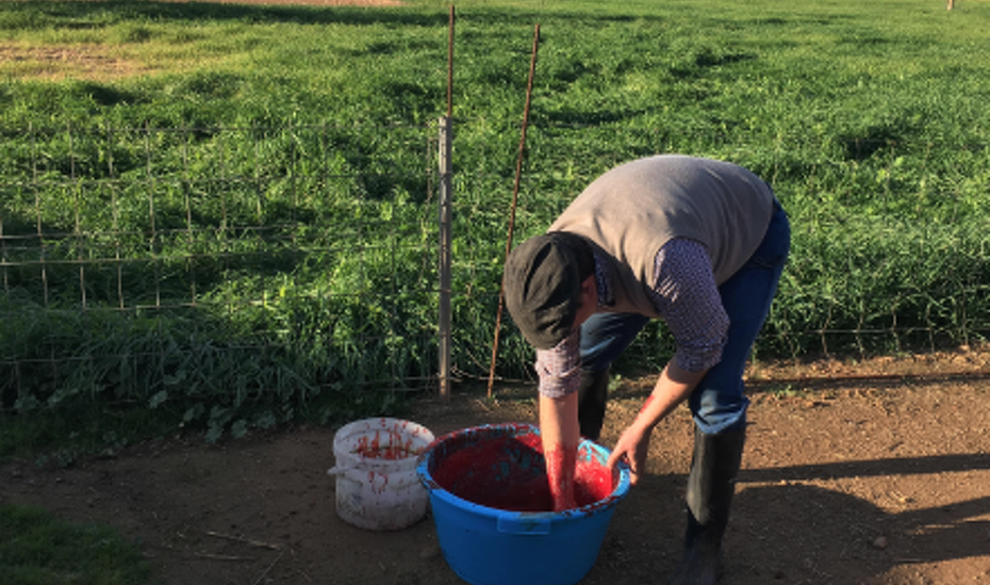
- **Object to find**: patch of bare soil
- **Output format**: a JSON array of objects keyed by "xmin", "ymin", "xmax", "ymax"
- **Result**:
[
  {"xmin": 0, "ymin": 44, "xmax": 149, "ymax": 81},
  {"xmin": 62, "ymin": 0, "xmax": 404, "ymax": 6},
  {"xmin": 197, "ymin": 0, "xmax": 404, "ymax": 5},
  {"xmin": 2, "ymin": 348, "xmax": 989, "ymax": 585},
  {"xmin": 1, "ymin": 0, "xmax": 403, "ymax": 82}
]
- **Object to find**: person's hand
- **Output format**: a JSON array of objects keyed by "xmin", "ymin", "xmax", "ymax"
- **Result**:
[
  {"xmin": 605, "ymin": 362, "xmax": 706, "ymax": 485},
  {"xmin": 606, "ymin": 423, "xmax": 652, "ymax": 485},
  {"xmin": 544, "ymin": 443, "xmax": 577, "ymax": 511}
]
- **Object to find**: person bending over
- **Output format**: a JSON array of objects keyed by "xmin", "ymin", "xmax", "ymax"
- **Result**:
[{"xmin": 503, "ymin": 155, "xmax": 790, "ymax": 585}]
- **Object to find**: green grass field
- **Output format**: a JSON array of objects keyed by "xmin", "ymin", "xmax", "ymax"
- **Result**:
[
  {"xmin": 1, "ymin": 0, "xmax": 989, "ymax": 455},
  {"xmin": 0, "ymin": 503, "xmax": 151, "ymax": 585}
]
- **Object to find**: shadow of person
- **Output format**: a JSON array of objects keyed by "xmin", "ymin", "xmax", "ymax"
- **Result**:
[{"xmin": 725, "ymin": 481, "xmax": 990, "ymax": 584}]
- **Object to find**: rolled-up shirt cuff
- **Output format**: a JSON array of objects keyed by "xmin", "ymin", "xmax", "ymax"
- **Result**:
[
  {"xmin": 534, "ymin": 329, "xmax": 582, "ymax": 398},
  {"xmin": 674, "ymin": 345, "xmax": 724, "ymax": 374}
]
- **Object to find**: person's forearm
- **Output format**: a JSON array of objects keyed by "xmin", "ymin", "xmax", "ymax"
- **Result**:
[
  {"xmin": 604, "ymin": 360, "xmax": 708, "ymax": 484},
  {"xmin": 634, "ymin": 360, "xmax": 707, "ymax": 433},
  {"xmin": 539, "ymin": 391, "xmax": 580, "ymax": 511}
]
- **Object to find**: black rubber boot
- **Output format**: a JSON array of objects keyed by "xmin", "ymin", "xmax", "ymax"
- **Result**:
[
  {"xmin": 577, "ymin": 368, "xmax": 610, "ymax": 441},
  {"xmin": 668, "ymin": 426, "xmax": 746, "ymax": 585}
]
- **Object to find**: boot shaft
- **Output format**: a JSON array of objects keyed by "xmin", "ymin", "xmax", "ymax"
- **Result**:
[{"xmin": 685, "ymin": 426, "xmax": 746, "ymax": 544}]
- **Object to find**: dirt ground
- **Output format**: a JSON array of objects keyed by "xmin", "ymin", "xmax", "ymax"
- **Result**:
[{"xmin": 2, "ymin": 348, "xmax": 989, "ymax": 585}]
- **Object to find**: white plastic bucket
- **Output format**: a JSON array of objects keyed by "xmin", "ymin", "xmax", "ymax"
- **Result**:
[{"xmin": 327, "ymin": 417, "xmax": 435, "ymax": 530}]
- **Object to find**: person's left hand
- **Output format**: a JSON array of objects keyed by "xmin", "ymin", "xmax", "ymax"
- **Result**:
[{"xmin": 606, "ymin": 423, "xmax": 652, "ymax": 485}]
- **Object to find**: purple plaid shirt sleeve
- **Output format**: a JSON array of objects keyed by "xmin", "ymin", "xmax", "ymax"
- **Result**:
[
  {"xmin": 649, "ymin": 239, "xmax": 728, "ymax": 373},
  {"xmin": 534, "ymin": 329, "xmax": 582, "ymax": 399}
]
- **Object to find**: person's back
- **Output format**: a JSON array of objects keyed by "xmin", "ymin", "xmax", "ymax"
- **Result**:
[{"xmin": 549, "ymin": 155, "xmax": 775, "ymax": 317}]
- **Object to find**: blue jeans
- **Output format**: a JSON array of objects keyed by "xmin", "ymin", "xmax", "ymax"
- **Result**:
[{"xmin": 579, "ymin": 200, "xmax": 791, "ymax": 435}]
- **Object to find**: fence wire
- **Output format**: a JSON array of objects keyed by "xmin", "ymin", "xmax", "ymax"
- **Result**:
[
  {"xmin": 2, "ymin": 120, "xmax": 989, "ymax": 417},
  {"xmin": 1, "ymin": 121, "xmax": 442, "ymax": 416}
]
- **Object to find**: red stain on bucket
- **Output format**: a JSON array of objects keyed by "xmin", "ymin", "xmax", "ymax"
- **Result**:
[
  {"xmin": 354, "ymin": 427, "xmax": 423, "ymax": 460},
  {"xmin": 429, "ymin": 427, "xmax": 614, "ymax": 511}
]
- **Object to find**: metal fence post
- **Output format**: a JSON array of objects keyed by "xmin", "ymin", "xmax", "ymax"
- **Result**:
[{"xmin": 438, "ymin": 116, "xmax": 453, "ymax": 399}]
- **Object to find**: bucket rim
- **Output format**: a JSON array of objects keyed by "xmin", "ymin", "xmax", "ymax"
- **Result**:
[
  {"xmin": 416, "ymin": 423, "xmax": 631, "ymax": 520},
  {"xmin": 334, "ymin": 417, "xmax": 435, "ymax": 466},
  {"xmin": 335, "ymin": 416, "xmax": 434, "ymax": 438}
]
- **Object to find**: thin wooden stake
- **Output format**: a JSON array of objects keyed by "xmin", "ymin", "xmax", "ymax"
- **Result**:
[
  {"xmin": 252, "ymin": 551, "xmax": 284, "ymax": 585},
  {"xmin": 438, "ymin": 7, "xmax": 456, "ymax": 400},
  {"xmin": 205, "ymin": 530, "xmax": 282, "ymax": 551},
  {"xmin": 487, "ymin": 23, "xmax": 541, "ymax": 399},
  {"xmin": 447, "ymin": 5, "xmax": 454, "ymax": 118}
]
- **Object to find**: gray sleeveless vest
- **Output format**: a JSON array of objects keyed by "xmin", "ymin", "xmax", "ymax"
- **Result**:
[{"xmin": 548, "ymin": 155, "xmax": 774, "ymax": 318}]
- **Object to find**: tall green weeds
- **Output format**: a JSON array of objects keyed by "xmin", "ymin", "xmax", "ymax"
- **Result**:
[{"xmin": 1, "ymin": 0, "xmax": 988, "ymax": 452}]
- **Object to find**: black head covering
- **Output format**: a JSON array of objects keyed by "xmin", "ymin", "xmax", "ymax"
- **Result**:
[{"xmin": 503, "ymin": 232, "xmax": 594, "ymax": 349}]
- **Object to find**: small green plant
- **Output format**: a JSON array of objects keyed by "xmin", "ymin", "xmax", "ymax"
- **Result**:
[{"xmin": 766, "ymin": 384, "xmax": 807, "ymax": 400}]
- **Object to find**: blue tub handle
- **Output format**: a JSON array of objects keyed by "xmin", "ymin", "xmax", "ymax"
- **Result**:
[{"xmin": 497, "ymin": 516, "xmax": 552, "ymax": 535}]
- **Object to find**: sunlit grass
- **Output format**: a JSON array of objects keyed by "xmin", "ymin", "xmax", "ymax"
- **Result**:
[{"xmin": 0, "ymin": 0, "xmax": 988, "ymax": 453}]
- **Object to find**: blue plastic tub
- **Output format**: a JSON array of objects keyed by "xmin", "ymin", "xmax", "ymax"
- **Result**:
[{"xmin": 417, "ymin": 423, "xmax": 631, "ymax": 585}]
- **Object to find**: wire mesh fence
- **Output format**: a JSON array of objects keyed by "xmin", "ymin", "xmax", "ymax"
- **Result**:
[
  {"xmin": 2, "ymin": 119, "xmax": 989, "ymax": 420},
  {"xmin": 1, "ymin": 120, "xmax": 442, "ymax": 419}
]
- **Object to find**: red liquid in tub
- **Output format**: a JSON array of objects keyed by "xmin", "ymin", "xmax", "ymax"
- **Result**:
[{"xmin": 430, "ymin": 431, "xmax": 616, "ymax": 512}]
